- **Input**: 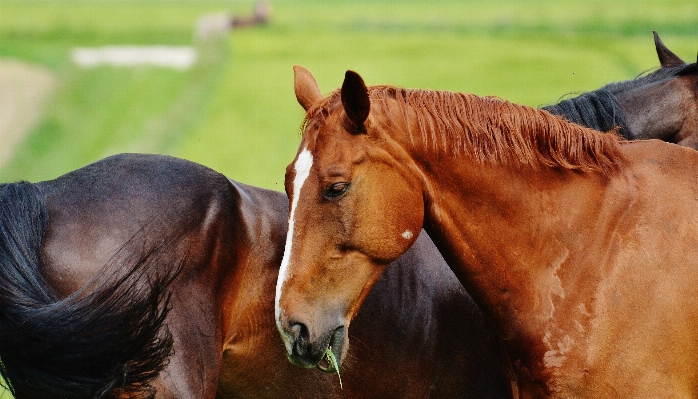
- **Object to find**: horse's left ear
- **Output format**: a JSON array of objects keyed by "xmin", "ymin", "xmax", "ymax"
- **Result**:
[
  {"xmin": 294, "ymin": 65, "xmax": 323, "ymax": 111},
  {"xmin": 653, "ymin": 31, "xmax": 685, "ymax": 68},
  {"xmin": 341, "ymin": 70, "xmax": 370, "ymax": 134}
]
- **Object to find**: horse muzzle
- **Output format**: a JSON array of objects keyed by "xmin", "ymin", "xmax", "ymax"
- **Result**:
[{"xmin": 283, "ymin": 321, "xmax": 346, "ymax": 373}]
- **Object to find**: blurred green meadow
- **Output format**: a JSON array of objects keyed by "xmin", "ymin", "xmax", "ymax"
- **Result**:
[
  {"xmin": 1, "ymin": 0, "xmax": 696, "ymax": 191},
  {"xmin": 0, "ymin": 0, "xmax": 696, "ymax": 395}
]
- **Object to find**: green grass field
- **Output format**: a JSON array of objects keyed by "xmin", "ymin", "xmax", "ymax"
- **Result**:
[
  {"xmin": 1, "ymin": 0, "xmax": 696, "ymax": 190},
  {"xmin": 0, "ymin": 0, "xmax": 696, "ymax": 396}
]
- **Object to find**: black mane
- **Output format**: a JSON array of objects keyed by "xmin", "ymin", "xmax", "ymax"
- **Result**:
[
  {"xmin": 542, "ymin": 89, "xmax": 632, "ymax": 139},
  {"xmin": 543, "ymin": 62, "xmax": 696, "ymax": 139}
]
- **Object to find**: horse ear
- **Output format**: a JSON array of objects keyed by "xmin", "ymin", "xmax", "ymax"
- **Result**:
[
  {"xmin": 294, "ymin": 65, "xmax": 323, "ymax": 111},
  {"xmin": 653, "ymin": 31, "xmax": 685, "ymax": 68},
  {"xmin": 341, "ymin": 70, "xmax": 370, "ymax": 134}
]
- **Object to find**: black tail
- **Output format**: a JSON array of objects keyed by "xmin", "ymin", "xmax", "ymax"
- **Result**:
[{"xmin": 0, "ymin": 182, "xmax": 179, "ymax": 399}]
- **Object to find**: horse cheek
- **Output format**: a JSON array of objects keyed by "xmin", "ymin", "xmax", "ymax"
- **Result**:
[{"xmin": 359, "ymin": 167, "xmax": 423, "ymax": 262}]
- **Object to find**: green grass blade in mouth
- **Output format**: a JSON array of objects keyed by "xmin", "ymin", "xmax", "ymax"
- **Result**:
[{"xmin": 325, "ymin": 348, "xmax": 342, "ymax": 389}]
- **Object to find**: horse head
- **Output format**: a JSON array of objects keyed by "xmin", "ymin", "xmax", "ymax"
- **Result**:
[
  {"xmin": 274, "ymin": 66, "xmax": 425, "ymax": 371},
  {"xmin": 613, "ymin": 32, "xmax": 698, "ymax": 147}
]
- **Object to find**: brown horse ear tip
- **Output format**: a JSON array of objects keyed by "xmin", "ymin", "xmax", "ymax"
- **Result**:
[
  {"xmin": 345, "ymin": 70, "xmax": 363, "ymax": 81},
  {"xmin": 293, "ymin": 65, "xmax": 310, "ymax": 76}
]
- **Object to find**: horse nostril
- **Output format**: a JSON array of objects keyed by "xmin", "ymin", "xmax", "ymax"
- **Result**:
[
  {"xmin": 289, "ymin": 321, "xmax": 311, "ymax": 358},
  {"xmin": 289, "ymin": 320, "xmax": 309, "ymax": 342}
]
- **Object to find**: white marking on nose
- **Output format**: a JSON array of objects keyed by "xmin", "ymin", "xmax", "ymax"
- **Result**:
[
  {"xmin": 275, "ymin": 148, "xmax": 314, "ymax": 346},
  {"xmin": 401, "ymin": 230, "xmax": 413, "ymax": 240}
]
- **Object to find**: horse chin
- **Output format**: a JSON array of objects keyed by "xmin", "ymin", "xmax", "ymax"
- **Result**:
[{"xmin": 287, "ymin": 325, "xmax": 347, "ymax": 371}]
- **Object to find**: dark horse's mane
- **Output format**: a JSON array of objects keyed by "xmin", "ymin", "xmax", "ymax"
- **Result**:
[
  {"xmin": 542, "ymin": 62, "xmax": 698, "ymax": 139},
  {"xmin": 0, "ymin": 182, "xmax": 184, "ymax": 399},
  {"xmin": 305, "ymin": 86, "xmax": 626, "ymax": 176},
  {"xmin": 542, "ymin": 89, "xmax": 632, "ymax": 139}
]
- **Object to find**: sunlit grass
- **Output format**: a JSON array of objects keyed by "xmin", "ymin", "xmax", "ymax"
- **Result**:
[{"xmin": 1, "ymin": 0, "xmax": 696, "ymax": 188}]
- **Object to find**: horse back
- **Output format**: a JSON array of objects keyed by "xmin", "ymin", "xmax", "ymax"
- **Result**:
[
  {"xmin": 37, "ymin": 153, "xmax": 243, "ymax": 398},
  {"xmin": 36, "ymin": 153, "xmax": 233, "ymax": 293},
  {"xmin": 578, "ymin": 140, "xmax": 698, "ymax": 393}
]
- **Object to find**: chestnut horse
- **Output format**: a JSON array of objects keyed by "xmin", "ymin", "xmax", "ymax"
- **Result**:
[
  {"xmin": 543, "ymin": 32, "xmax": 698, "ymax": 148},
  {"xmin": 276, "ymin": 66, "xmax": 698, "ymax": 398},
  {"xmin": 0, "ymin": 154, "xmax": 509, "ymax": 398}
]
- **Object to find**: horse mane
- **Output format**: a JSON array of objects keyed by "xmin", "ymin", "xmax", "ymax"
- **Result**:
[
  {"xmin": 542, "ymin": 62, "xmax": 697, "ymax": 139},
  {"xmin": 304, "ymin": 86, "xmax": 626, "ymax": 175},
  {"xmin": 542, "ymin": 89, "xmax": 633, "ymax": 140}
]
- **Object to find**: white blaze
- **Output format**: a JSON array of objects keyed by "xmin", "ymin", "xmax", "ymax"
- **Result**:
[
  {"xmin": 401, "ymin": 230, "xmax": 414, "ymax": 240},
  {"xmin": 275, "ymin": 148, "xmax": 314, "ymax": 344}
]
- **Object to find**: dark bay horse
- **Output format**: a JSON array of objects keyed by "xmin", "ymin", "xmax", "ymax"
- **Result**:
[
  {"xmin": 0, "ymin": 153, "xmax": 509, "ymax": 398},
  {"xmin": 276, "ymin": 66, "xmax": 698, "ymax": 397},
  {"xmin": 543, "ymin": 32, "xmax": 698, "ymax": 148}
]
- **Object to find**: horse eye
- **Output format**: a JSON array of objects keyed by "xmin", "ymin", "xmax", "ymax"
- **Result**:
[{"xmin": 324, "ymin": 182, "xmax": 350, "ymax": 199}]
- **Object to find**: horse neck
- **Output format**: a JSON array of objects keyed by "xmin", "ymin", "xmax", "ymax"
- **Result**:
[
  {"xmin": 612, "ymin": 77, "xmax": 686, "ymax": 141},
  {"xmin": 411, "ymin": 152, "xmax": 629, "ymax": 342}
]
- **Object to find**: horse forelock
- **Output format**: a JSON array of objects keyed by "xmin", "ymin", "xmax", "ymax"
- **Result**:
[{"xmin": 300, "ymin": 90, "xmax": 342, "ymax": 136}]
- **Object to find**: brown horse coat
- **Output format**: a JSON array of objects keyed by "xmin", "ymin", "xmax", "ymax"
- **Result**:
[
  {"xmin": 276, "ymin": 66, "xmax": 698, "ymax": 398},
  {"xmin": 1, "ymin": 153, "xmax": 509, "ymax": 398}
]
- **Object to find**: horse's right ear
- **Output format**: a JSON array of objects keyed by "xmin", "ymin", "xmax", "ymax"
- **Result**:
[
  {"xmin": 294, "ymin": 65, "xmax": 323, "ymax": 111},
  {"xmin": 341, "ymin": 70, "xmax": 370, "ymax": 134},
  {"xmin": 654, "ymin": 31, "xmax": 685, "ymax": 68}
]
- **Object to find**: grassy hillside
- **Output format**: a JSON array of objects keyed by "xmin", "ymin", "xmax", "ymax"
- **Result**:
[
  {"xmin": 0, "ymin": 0, "xmax": 695, "ymax": 394},
  {"xmin": 1, "ymin": 0, "xmax": 696, "ymax": 190}
]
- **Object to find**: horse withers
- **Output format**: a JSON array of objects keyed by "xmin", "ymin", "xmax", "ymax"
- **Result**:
[
  {"xmin": 276, "ymin": 66, "xmax": 698, "ymax": 397},
  {"xmin": 0, "ymin": 153, "xmax": 509, "ymax": 398}
]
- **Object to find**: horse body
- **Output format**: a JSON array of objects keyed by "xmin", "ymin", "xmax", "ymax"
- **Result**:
[
  {"xmin": 35, "ymin": 154, "xmax": 239, "ymax": 398},
  {"xmin": 277, "ymin": 66, "xmax": 698, "ymax": 397},
  {"xmin": 1, "ymin": 153, "xmax": 509, "ymax": 397},
  {"xmin": 420, "ymin": 139, "xmax": 698, "ymax": 397}
]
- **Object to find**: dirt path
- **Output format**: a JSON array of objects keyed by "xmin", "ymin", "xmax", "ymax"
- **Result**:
[{"xmin": 0, "ymin": 59, "xmax": 56, "ymax": 169}]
